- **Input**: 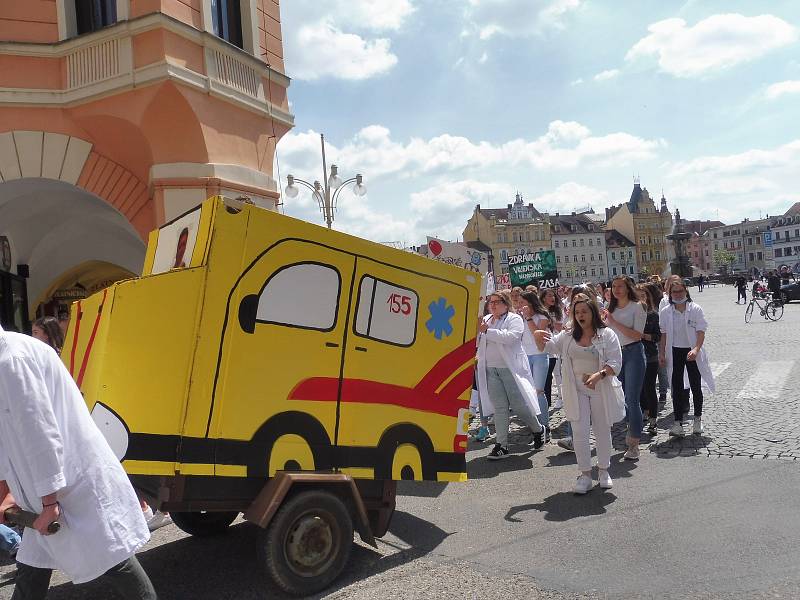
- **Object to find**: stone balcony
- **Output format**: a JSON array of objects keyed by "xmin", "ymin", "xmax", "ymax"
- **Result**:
[{"xmin": 0, "ymin": 12, "xmax": 293, "ymax": 127}]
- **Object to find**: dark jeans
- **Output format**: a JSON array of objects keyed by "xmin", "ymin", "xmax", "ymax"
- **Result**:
[
  {"xmin": 12, "ymin": 556, "xmax": 157, "ymax": 600},
  {"xmin": 671, "ymin": 347, "xmax": 704, "ymax": 422},
  {"xmin": 737, "ymin": 287, "xmax": 746, "ymax": 302},
  {"xmin": 544, "ymin": 357, "xmax": 557, "ymax": 406},
  {"xmin": 619, "ymin": 342, "xmax": 646, "ymax": 439},
  {"xmin": 640, "ymin": 361, "xmax": 659, "ymax": 420}
]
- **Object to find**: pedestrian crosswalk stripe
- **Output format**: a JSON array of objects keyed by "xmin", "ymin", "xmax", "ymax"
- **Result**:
[
  {"xmin": 710, "ymin": 362, "xmax": 732, "ymax": 379},
  {"xmin": 736, "ymin": 360, "xmax": 794, "ymax": 399}
]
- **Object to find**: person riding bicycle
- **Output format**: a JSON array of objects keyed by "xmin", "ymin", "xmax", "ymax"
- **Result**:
[{"xmin": 767, "ymin": 271, "xmax": 782, "ymax": 300}]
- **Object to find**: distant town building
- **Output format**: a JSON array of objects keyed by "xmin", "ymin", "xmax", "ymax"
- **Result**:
[
  {"xmin": 606, "ymin": 180, "xmax": 672, "ymax": 278},
  {"xmin": 550, "ymin": 213, "xmax": 607, "ymax": 285},
  {"xmin": 771, "ymin": 202, "xmax": 800, "ymax": 274},
  {"xmin": 605, "ymin": 229, "xmax": 637, "ymax": 278},
  {"xmin": 462, "ymin": 192, "xmax": 550, "ymax": 275}
]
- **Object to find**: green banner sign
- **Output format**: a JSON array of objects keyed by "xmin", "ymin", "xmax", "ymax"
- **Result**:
[{"xmin": 508, "ymin": 250, "xmax": 559, "ymax": 288}]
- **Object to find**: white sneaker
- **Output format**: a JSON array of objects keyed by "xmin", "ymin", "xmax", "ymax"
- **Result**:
[
  {"xmin": 623, "ymin": 446, "xmax": 640, "ymax": 461},
  {"xmin": 553, "ymin": 397, "xmax": 564, "ymax": 409},
  {"xmin": 573, "ymin": 474, "xmax": 593, "ymax": 495},
  {"xmin": 147, "ymin": 510, "xmax": 173, "ymax": 531},
  {"xmin": 142, "ymin": 506, "xmax": 154, "ymax": 521},
  {"xmin": 598, "ymin": 470, "xmax": 613, "ymax": 489},
  {"xmin": 669, "ymin": 422, "xmax": 685, "ymax": 437},
  {"xmin": 557, "ymin": 437, "xmax": 574, "ymax": 451},
  {"xmin": 693, "ymin": 417, "xmax": 703, "ymax": 435}
]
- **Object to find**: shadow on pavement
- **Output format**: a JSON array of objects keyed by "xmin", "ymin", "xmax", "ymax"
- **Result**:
[
  {"xmin": 504, "ymin": 489, "xmax": 617, "ymax": 523},
  {"xmin": 467, "ymin": 450, "xmax": 536, "ymax": 479},
  {"xmin": 397, "ymin": 480, "xmax": 448, "ymax": 498},
  {"xmin": 41, "ymin": 510, "xmax": 450, "ymax": 600}
]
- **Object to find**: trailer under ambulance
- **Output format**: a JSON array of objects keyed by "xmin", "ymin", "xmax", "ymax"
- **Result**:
[{"xmin": 63, "ymin": 197, "xmax": 480, "ymax": 595}]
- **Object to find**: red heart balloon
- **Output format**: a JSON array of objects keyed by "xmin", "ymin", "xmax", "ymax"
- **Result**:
[{"xmin": 429, "ymin": 240, "xmax": 443, "ymax": 256}]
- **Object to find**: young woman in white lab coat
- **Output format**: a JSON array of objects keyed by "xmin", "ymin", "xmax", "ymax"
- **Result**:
[
  {"xmin": 476, "ymin": 291, "xmax": 544, "ymax": 460},
  {"xmin": 534, "ymin": 294, "xmax": 625, "ymax": 494},
  {"xmin": 658, "ymin": 281, "xmax": 715, "ymax": 437}
]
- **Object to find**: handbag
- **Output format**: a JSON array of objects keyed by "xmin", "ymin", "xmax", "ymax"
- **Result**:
[{"xmin": 608, "ymin": 377, "xmax": 626, "ymax": 424}]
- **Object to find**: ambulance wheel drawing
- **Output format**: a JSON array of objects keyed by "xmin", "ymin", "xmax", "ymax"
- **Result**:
[
  {"xmin": 170, "ymin": 511, "xmax": 239, "ymax": 537},
  {"xmin": 248, "ymin": 412, "xmax": 333, "ymax": 477},
  {"xmin": 258, "ymin": 489, "xmax": 353, "ymax": 596},
  {"xmin": 375, "ymin": 424, "xmax": 436, "ymax": 481}
]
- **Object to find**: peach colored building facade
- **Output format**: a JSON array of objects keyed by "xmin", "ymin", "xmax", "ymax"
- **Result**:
[{"xmin": 0, "ymin": 0, "xmax": 293, "ymax": 331}]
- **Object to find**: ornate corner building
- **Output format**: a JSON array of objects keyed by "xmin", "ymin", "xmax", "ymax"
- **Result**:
[
  {"xmin": 462, "ymin": 193, "xmax": 551, "ymax": 277},
  {"xmin": 606, "ymin": 179, "xmax": 673, "ymax": 278},
  {"xmin": 0, "ymin": 0, "xmax": 293, "ymax": 331}
]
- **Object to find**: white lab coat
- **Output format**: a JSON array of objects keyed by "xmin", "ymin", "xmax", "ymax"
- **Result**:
[
  {"xmin": 544, "ymin": 328, "xmax": 625, "ymax": 425},
  {"xmin": 476, "ymin": 312, "xmax": 541, "ymax": 419},
  {"xmin": 659, "ymin": 302, "xmax": 715, "ymax": 393},
  {"xmin": 0, "ymin": 326, "xmax": 149, "ymax": 584}
]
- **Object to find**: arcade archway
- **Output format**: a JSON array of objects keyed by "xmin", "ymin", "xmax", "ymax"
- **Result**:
[{"xmin": 0, "ymin": 178, "xmax": 146, "ymax": 331}]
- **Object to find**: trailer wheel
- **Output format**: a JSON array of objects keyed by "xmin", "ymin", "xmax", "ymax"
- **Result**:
[
  {"xmin": 170, "ymin": 511, "xmax": 239, "ymax": 537},
  {"xmin": 259, "ymin": 489, "xmax": 353, "ymax": 596}
]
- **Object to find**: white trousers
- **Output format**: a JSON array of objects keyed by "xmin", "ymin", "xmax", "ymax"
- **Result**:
[{"xmin": 571, "ymin": 391, "xmax": 612, "ymax": 472}]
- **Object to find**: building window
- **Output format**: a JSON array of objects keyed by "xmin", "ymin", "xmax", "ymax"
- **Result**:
[
  {"xmin": 580, "ymin": 239, "xmax": 585, "ymax": 247},
  {"xmin": 589, "ymin": 239, "xmax": 594, "ymax": 246},
  {"xmin": 705, "ymin": 249, "xmax": 709, "ymax": 256},
  {"xmin": 757, "ymin": 251, "xmax": 763, "ymax": 260},
  {"xmin": 573, "ymin": 255, "xmax": 578, "ymax": 262},
  {"xmin": 564, "ymin": 256, "xmax": 570, "ymax": 263},
  {"xmin": 75, "ymin": 0, "xmax": 117, "ymax": 34},
  {"xmin": 591, "ymin": 268, "xmax": 596, "ymax": 277},
  {"xmin": 554, "ymin": 240, "xmax": 560, "ymax": 248},
  {"xmin": 629, "ymin": 266, "xmax": 634, "ymax": 275},
  {"xmin": 597, "ymin": 238, "xmax": 601, "ymax": 246},
  {"xmin": 556, "ymin": 256, "xmax": 561, "ymax": 263},
  {"xmin": 611, "ymin": 251, "xmax": 616, "ymax": 260},
  {"xmin": 581, "ymin": 255, "xmax": 585, "ymax": 262},
  {"xmin": 211, "ymin": 0, "xmax": 244, "ymax": 48},
  {"xmin": 572, "ymin": 240, "xmax": 577, "ymax": 247},
  {"xmin": 655, "ymin": 250, "xmax": 661, "ymax": 260},
  {"xmin": 599, "ymin": 268, "xmax": 604, "ymax": 276},
  {"xmin": 641, "ymin": 251, "xmax": 647, "ymax": 262},
  {"xmin": 749, "ymin": 253, "xmax": 754, "ymax": 262},
  {"xmin": 776, "ymin": 248, "xmax": 783, "ymax": 257},
  {"xmin": 738, "ymin": 240, "xmax": 742, "ymax": 247}
]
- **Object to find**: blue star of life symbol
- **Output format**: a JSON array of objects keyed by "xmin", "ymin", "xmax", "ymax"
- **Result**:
[{"xmin": 425, "ymin": 297, "xmax": 455, "ymax": 340}]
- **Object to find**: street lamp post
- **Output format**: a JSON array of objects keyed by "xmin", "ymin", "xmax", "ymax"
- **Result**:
[{"xmin": 284, "ymin": 133, "xmax": 366, "ymax": 229}]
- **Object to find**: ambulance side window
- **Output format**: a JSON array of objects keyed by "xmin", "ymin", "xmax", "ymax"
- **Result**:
[
  {"xmin": 354, "ymin": 276, "xmax": 418, "ymax": 346},
  {"xmin": 256, "ymin": 262, "xmax": 341, "ymax": 330}
]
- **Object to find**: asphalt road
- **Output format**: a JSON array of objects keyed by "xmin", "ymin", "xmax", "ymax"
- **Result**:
[{"xmin": 1, "ymin": 285, "xmax": 799, "ymax": 599}]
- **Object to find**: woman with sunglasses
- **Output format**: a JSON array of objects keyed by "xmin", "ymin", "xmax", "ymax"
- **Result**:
[
  {"xmin": 603, "ymin": 276, "xmax": 647, "ymax": 460},
  {"xmin": 477, "ymin": 291, "xmax": 544, "ymax": 460},
  {"xmin": 658, "ymin": 280, "xmax": 715, "ymax": 436},
  {"xmin": 533, "ymin": 293, "xmax": 623, "ymax": 494}
]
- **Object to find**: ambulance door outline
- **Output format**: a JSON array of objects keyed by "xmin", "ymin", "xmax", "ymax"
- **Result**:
[
  {"xmin": 208, "ymin": 240, "xmax": 357, "ymax": 476},
  {"xmin": 336, "ymin": 262, "xmax": 470, "ymax": 481}
]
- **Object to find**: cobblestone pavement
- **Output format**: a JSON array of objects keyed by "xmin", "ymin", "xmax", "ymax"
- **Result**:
[{"xmin": 475, "ymin": 285, "xmax": 800, "ymax": 461}]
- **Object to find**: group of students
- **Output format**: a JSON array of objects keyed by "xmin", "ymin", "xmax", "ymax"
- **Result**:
[{"xmin": 472, "ymin": 274, "xmax": 715, "ymax": 495}]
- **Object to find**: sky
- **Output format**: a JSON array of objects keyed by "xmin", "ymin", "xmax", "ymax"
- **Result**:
[{"xmin": 274, "ymin": 0, "xmax": 800, "ymax": 246}]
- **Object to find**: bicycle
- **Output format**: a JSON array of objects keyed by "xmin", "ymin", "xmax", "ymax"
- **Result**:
[{"xmin": 744, "ymin": 292, "xmax": 784, "ymax": 323}]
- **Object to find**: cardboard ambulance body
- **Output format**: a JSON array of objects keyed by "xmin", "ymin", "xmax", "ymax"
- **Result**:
[{"xmin": 64, "ymin": 197, "xmax": 479, "ymax": 484}]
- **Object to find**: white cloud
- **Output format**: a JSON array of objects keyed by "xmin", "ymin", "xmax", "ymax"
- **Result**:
[
  {"xmin": 765, "ymin": 80, "xmax": 800, "ymax": 100},
  {"xmin": 625, "ymin": 14, "xmax": 798, "ymax": 78},
  {"xmin": 530, "ymin": 182, "xmax": 609, "ymax": 214},
  {"xmin": 464, "ymin": 0, "xmax": 582, "ymax": 39},
  {"xmin": 593, "ymin": 69, "xmax": 619, "ymax": 82},
  {"xmin": 663, "ymin": 140, "xmax": 800, "ymax": 220},
  {"xmin": 277, "ymin": 122, "xmax": 664, "ymax": 184},
  {"xmin": 281, "ymin": 1, "xmax": 415, "ymax": 81},
  {"xmin": 286, "ymin": 20, "xmax": 398, "ymax": 81},
  {"xmin": 335, "ymin": 0, "xmax": 415, "ymax": 31},
  {"xmin": 478, "ymin": 52, "xmax": 489, "ymax": 64},
  {"xmin": 570, "ymin": 78, "xmax": 584, "ymax": 86}
]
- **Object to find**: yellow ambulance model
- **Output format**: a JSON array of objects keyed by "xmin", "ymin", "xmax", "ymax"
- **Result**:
[{"xmin": 63, "ymin": 196, "xmax": 479, "ymax": 595}]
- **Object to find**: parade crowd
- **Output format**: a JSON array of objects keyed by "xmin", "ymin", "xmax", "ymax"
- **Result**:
[{"xmin": 472, "ymin": 274, "xmax": 715, "ymax": 495}]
